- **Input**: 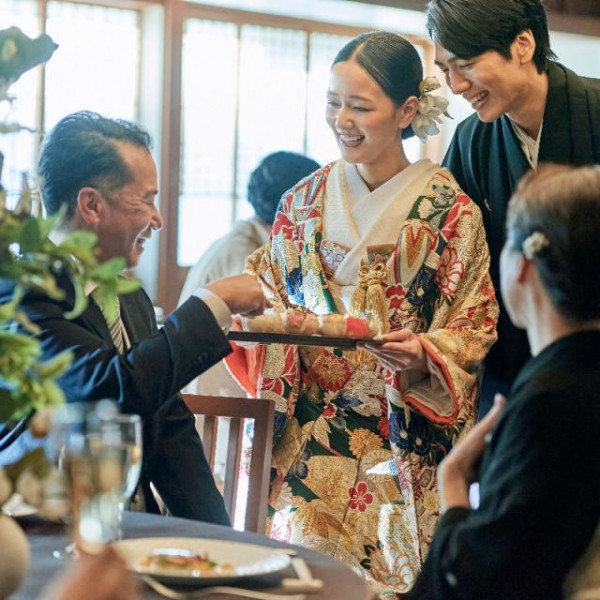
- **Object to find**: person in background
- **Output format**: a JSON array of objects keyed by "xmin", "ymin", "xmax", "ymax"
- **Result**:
[
  {"xmin": 425, "ymin": 0, "xmax": 600, "ymax": 418},
  {"xmin": 178, "ymin": 151, "xmax": 319, "ymax": 397},
  {"xmin": 0, "ymin": 111, "xmax": 269, "ymax": 524},
  {"xmin": 227, "ymin": 31, "xmax": 497, "ymax": 598},
  {"xmin": 408, "ymin": 164, "xmax": 600, "ymax": 600}
]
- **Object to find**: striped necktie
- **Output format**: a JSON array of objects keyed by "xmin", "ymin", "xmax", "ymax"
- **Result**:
[{"xmin": 92, "ymin": 286, "xmax": 125, "ymax": 354}]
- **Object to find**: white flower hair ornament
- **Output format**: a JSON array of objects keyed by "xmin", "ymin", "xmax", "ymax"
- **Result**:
[
  {"xmin": 522, "ymin": 231, "xmax": 550, "ymax": 260},
  {"xmin": 411, "ymin": 76, "xmax": 452, "ymax": 143}
]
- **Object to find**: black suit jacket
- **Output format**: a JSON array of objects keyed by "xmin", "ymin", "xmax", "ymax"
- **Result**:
[
  {"xmin": 443, "ymin": 62, "xmax": 600, "ymax": 386},
  {"xmin": 0, "ymin": 272, "xmax": 232, "ymax": 524}
]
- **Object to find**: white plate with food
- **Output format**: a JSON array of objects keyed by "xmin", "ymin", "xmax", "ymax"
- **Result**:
[{"xmin": 115, "ymin": 537, "xmax": 291, "ymax": 586}]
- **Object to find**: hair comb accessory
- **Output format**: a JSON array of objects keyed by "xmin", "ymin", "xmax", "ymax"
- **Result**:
[
  {"xmin": 522, "ymin": 231, "xmax": 550, "ymax": 260},
  {"xmin": 411, "ymin": 76, "xmax": 452, "ymax": 142}
]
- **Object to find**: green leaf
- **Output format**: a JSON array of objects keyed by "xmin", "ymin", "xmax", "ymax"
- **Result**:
[
  {"xmin": 91, "ymin": 257, "xmax": 126, "ymax": 281},
  {"xmin": 63, "ymin": 272, "xmax": 89, "ymax": 320},
  {"xmin": 0, "ymin": 27, "xmax": 58, "ymax": 84},
  {"xmin": 13, "ymin": 309, "xmax": 41, "ymax": 334},
  {"xmin": 18, "ymin": 270, "xmax": 65, "ymax": 300},
  {"xmin": 0, "ymin": 388, "xmax": 23, "ymax": 422},
  {"xmin": 56, "ymin": 230, "xmax": 98, "ymax": 255},
  {"xmin": 0, "ymin": 298, "xmax": 17, "ymax": 323},
  {"xmin": 39, "ymin": 378, "xmax": 66, "ymax": 407},
  {"xmin": 115, "ymin": 277, "xmax": 141, "ymax": 295},
  {"xmin": 33, "ymin": 351, "xmax": 73, "ymax": 379}
]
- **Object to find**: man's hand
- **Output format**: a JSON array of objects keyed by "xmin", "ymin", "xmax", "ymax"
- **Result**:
[
  {"xmin": 205, "ymin": 274, "xmax": 271, "ymax": 317},
  {"xmin": 438, "ymin": 394, "xmax": 506, "ymax": 512}
]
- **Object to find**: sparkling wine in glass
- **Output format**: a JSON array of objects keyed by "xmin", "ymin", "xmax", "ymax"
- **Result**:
[
  {"xmin": 63, "ymin": 430, "xmax": 124, "ymax": 554},
  {"xmin": 47, "ymin": 400, "xmax": 122, "ymax": 559},
  {"xmin": 101, "ymin": 413, "xmax": 143, "ymax": 539}
]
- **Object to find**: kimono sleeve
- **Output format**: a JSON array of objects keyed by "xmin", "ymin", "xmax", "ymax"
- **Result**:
[{"xmin": 397, "ymin": 196, "xmax": 498, "ymax": 427}]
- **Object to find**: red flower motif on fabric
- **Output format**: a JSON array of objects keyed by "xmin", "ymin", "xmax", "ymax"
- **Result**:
[
  {"xmin": 446, "ymin": 315, "xmax": 475, "ymax": 330},
  {"xmin": 272, "ymin": 211, "xmax": 295, "ymax": 239},
  {"xmin": 280, "ymin": 191, "xmax": 295, "ymax": 214},
  {"xmin": 484, "ymin": 316, "xmax": 496, "ymax": 330},
  {"xmin": 377, "ymin": 416, "xmax": 390, "ymax": 439},
  {"xmin": 348, "ymin": 481, "xmax": 374, "ymax": 512},
  {"xmin": 310, "ymin": 354, "xmax": 352, "ymax": 391},
  {"xmin": 262, "ymin": 376, "xmax": 285, "ymax": 397},
  {"xmin": 386, "ymin": 284, "xmax": 406, "ymax": 311},
  {"xmin": 436, "ymin": 246, "xmax": 465, "ymax": 297},
  {"xmin": 440, "ymin": 194, "xmax": 471, "ymax": 241},
  {"xmin": 260, "ymin": 345, "xmax": 299, "ymax": 401},
  {"xmin": 322, "ymin": 404, "xmax": 336, "ymax": 418},
  {"xmin": 481, "ymin": 278, "xmax": 496, "ymax": 300}
]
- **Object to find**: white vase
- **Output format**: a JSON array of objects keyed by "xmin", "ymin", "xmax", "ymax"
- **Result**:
[{"xmin": 0, "ymin": 514, "xmax": 30, "ymax": 598}]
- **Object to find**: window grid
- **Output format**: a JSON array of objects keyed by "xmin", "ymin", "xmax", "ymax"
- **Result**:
[
  {"xmin": 0, "ymin": 0, "xmax": 40, "ymax": 204},
  {"xmin": 177, "ymin": 16, "xmax": 429, "ymax": 267},
  {"xmin": 0, "ymin": 1, "xmax": 140, "ymax": 206},
  {"xmin": 178, "ymin": 18, "xmax": 239, "ymax": 266}
]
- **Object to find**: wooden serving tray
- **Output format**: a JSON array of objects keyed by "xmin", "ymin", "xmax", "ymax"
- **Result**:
[{"xmin": 227, "ymin": 330, "xmax": 383, "ymax": 350}]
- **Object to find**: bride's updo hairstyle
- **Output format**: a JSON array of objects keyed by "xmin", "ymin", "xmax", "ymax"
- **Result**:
[
  {"xmin": 506, "ymin": 163, "xmax": 600, "ymax": 323},
  {"xmin": 332, "ymin": 31, "xmax": 423, "ymax": 140}
]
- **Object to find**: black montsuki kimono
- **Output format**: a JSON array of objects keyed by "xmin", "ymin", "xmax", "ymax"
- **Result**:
[
  {"xmin": 443, "ymin": 62, "xmax": 600, "ymax": 387},
  {"xmin": 408, "ymin": 330, "xmax": 600, "ymax": 600}
]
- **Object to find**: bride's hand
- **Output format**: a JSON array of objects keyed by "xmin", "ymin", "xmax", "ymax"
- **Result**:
[{"xmin": 363, "ymin": 329, "xmax": 427, "ymax": 373}]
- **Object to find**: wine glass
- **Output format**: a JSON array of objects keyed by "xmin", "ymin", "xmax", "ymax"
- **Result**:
[
  {"xmin": 101, "ymin": 413, "xmax": 143, "ymax": 539},
  {"xmin": 47, "ymin": 400, "xmax": 123, "ymax": 559}
]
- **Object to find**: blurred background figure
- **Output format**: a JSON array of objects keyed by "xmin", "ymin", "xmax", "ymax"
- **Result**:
[{"xmin": 178, "ymin": 150, "xmax": 319, "ymax": 397}]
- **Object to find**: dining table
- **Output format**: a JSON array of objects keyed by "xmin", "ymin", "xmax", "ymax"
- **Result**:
[{"xmin": 12, "ymin": 511, "xmax": 375, "ymax": 599}]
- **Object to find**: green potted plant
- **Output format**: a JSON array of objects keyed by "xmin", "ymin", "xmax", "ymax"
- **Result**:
[{"xmin": 0, "ymin": 26, "xmax": 139, "ymax": 597}]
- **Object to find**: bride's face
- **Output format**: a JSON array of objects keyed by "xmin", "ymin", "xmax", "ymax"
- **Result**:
[{"xmin": 326, "ymin": 60, "xmax": 405, "ymax": 169}]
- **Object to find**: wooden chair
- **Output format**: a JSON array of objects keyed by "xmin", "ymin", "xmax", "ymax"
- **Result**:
[{"xmin": 182, "ymin": 394, "xmax": 274, "ymax": 533}]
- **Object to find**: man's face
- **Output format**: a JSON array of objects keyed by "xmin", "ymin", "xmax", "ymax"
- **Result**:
[
  {"xmin": 97, "ymin": 142, "xmax": 162, "ymax": 268},
  {"xmin": 434, "ymin": 39, "xmax": 532, "ymax": 124}
]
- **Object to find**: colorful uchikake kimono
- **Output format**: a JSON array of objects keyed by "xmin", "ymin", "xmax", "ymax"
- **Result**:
[{"xmin": 228, "ymin": 159, "xmax": 498, "ymax": 597}]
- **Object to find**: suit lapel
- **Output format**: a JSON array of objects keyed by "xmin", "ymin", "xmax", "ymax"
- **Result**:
[
  {"xmin": 539, "ymin": 62, "xmax": 597, "ymax": 166},
  {"xmin": 119, "ymin": 289, "xmax": 154, "ymax": 344},
  {"xmin": 53, "ymin": 269, "xmax": 114, "ymax": 344},
  {"xmin": 540, "ymin": 62, "xmax": 574, "ymax": 164},
  {"xmin": 84, "ymin": 299, "xmax": 114, "ymax": 344}
]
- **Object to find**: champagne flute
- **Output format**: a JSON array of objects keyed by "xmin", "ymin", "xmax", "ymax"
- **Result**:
[
  {"xmin": 101, "ymin": 413, "xmax": 143, "ymax": 539},
  {"xmin": 47, "ymin": 400, "xmax": 122, "ymax": 559}
]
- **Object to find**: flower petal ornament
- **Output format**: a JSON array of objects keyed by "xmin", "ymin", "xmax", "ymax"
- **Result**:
[
  {"xmin": 411, "ymin": 76, "xmax": 453, "ymax": 143},
  {"xmin": 522, "ymin": 231, "xmax": 550, "ymax": 260}
]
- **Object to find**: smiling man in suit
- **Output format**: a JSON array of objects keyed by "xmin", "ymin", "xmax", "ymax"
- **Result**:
[{"xmin": 0, "ymin": 110, "xmax": 269, "ymax": 523}]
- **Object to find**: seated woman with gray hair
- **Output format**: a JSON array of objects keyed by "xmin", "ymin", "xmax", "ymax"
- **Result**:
[{"xmin": 408, "ymin": 164, "xmax": 600, "ymax": 600}]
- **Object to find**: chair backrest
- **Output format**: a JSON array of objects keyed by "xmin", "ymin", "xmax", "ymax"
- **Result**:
[{"xmin": 182, "ymin": 394, "xmax": 274, "ymax": 533}]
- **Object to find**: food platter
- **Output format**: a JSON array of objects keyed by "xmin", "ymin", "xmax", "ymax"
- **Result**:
[{"xmin": 228, "ymin": 330, "xmax": 383, "ymax": 350}]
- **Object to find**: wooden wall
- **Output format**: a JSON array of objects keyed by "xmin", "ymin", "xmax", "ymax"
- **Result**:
[{"xmin": 348, "ymin": 0, "xmax": 600, "ymax": 35}]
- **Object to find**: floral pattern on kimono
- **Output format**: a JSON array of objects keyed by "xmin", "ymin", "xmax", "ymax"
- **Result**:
[{"xmin": 229, "ymin": 161, "xmax": 498, "ymax": 598}]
